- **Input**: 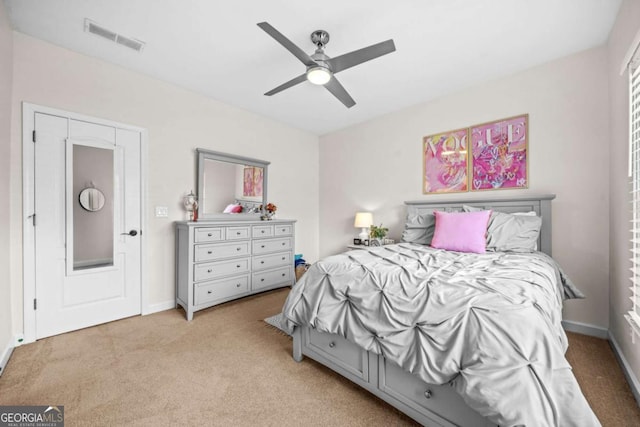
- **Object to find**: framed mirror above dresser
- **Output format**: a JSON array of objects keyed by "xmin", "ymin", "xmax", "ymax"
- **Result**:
[
  {"xmin": 176, "ymin": 149, "xmax": 295, "ymax": 320},
  {"xmin": 196, "ymin": 148, "xmax": 270, "ymax": 220}
]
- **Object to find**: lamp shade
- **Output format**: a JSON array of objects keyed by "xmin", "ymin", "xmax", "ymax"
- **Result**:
[{"xmin": 354, "ymin": 212, "xmax": 373, "ymax": 228}]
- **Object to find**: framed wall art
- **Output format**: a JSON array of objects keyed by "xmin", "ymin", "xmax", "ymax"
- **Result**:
[
  {"xmin": 423, "ymin": 128, "xmax": 469, "ymax": 194},
  {"xmin": 470, "ymin": 114, "xmax": 528, "ymax": 191}
]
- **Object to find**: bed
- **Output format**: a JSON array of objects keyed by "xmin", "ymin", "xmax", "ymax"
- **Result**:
[{"xmin": 282, "ymin": 195, "xmax": 600, "ymax": 427}]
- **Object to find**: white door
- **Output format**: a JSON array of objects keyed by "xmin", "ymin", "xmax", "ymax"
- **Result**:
[{"xmin": 33, "ymin": 112, "xmax": 142, "ymax": 339}]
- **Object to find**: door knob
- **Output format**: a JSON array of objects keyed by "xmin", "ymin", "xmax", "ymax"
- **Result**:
[{"xmin": 121, "ymin": 230, "xmax": 138, "ymax": 236}]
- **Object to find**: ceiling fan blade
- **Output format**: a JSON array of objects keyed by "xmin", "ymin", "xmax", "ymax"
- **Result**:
[
  {"xmin": 264, "ymin": 73, "xmax": 307, "ymax": 96},
  {"xmin": 326, "ymin": 39, "xmax": 396, "ymax": 74},
  {"xmin": 324, "ymin": 76, "xmax": 356, "ymax": 108},
  {"xmin": 257, "ymin": 22, "xmax": 316, "ymax": 67}
]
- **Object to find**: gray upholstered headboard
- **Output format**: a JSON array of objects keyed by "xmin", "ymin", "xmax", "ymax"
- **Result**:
[{"xmin": 404, "ymin": 194, "xmax": 555, "ymax": 256}]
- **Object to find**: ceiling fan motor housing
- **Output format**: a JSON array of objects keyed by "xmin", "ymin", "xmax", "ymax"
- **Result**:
[
  {"xmin": 311, "ymin": 30, "xmax": 330, "ymax": 48},
  {"xmin": 310, "ymin": 50, "xmax": 330, "ymax": 72}
]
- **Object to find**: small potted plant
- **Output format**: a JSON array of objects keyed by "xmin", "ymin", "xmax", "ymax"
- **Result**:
[{"xmin": 369, "ymin": 224, "xmax": 389, "ymax": 246}]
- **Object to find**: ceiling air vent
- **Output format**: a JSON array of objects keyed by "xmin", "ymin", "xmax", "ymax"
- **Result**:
[{"xmin": 84, "ymin": 19, "xmax": 145, "ymax": 53}]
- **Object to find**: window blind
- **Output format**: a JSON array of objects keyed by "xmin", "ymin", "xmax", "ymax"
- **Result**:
[{"xmin": 628, "ymin": 52, "xmax": 640, "ymax": 336}]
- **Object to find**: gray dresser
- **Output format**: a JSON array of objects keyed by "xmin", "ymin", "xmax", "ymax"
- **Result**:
[{"xmin": 175, "ymin": 219, "xmax": 296, "ymax": 320}]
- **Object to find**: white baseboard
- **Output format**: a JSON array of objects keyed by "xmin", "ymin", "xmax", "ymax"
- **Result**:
[
  {"xmin": 0, "ymin": 337, "xmax": 14, "ymax": 377},
  {"xmin": 142, "ymin": 300, "xmax": 175, "ymax": 315},
  {"xmin": 562, "ymin": 320, "xmax": 609, "ymax": 339},
  {"xmin": 608, "ymin": 332, "xmax": 640, "ymax": 406}
]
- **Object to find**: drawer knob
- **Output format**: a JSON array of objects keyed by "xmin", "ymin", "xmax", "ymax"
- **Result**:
[
  {"xmin": 329, "ymin": 342, "xmax": 335, "ymax": 348},
  {"xmin": 282, "ymin": 242, "xmax": 285, "ymax": 246},
  {"xmin": 236, "ymin": 232, "xmax": 241, "ymax": 235},
  {"xmin": 236, "ymin": 283, "xmax": 241, "ymax": 287},
  {"xmin": 236, "ymin": 265, "xmax": 241, "ymax": 268},
  {"xmin": 236, "ymin": 247, "xmax": 241, "ymax": 251},
  {"xmin": 207, "ymin": 251, "xmax": 212, "ymax": 254},
  {"xmin": 207, "ymin": 290, "xmax": 212, "ymax": 294},
  {"xmin": 207, "ymin": 233, "xmax": 212, "ymax": 237},
  {"xmin": 260, "ymin": 261, "xmax": 265, "ymax": 264},
  {"xmin": 261, "ymin": 245, "xmax": 265, "ymax": 248},
  {"xmin": 281, "ymin": 229, "xmax": 285, "ymax": 232},
  {"xmin": 261, "ymin": 278, "xmax": 265, "ymax": 282},
  {"xmin": 424, "ymin": 390, "xmax": 433, "ymax": 399},
  {"xmin": 281, "ymin": 257, "xmax": 285, "ymax": 260},
  {"xmin": 281, "ymin": 273, "xmax": 285, "ymax": 277},
  {"xmin": 207, "ymin": 269, "xmax": 212, "ymax": 273},
  {"xmin": 261, "ymin": 230, "xmax": 265, "ymax": 234}
]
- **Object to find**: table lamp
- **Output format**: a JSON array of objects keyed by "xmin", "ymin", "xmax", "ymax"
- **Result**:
[{"xmin": 354, "ymin": 212, "xmax": 373, "ymax": 243}]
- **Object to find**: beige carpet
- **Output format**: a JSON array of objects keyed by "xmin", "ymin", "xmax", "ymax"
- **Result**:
[{"xmin": 0, "ymin": 288, "xmax": 638, "ymax": 426}]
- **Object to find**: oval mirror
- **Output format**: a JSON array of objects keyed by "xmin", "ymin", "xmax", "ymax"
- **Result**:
[{"xmin": 79, "ymin": 187, "xmax": 106, "ymax": 212}]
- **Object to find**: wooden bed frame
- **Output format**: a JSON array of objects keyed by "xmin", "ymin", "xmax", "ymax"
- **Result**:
[{"xmin": 292, "ymin": 194, "xmax": 556, "ymax": 427}]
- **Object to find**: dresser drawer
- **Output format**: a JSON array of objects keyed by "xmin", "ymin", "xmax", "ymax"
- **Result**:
[
  {"xmin": 379, "ymin": 358, "xmax": 486, "ymax": 426},
  {"xmin": 195, "ymin": 227, "xmax": 225, "ymax": 243},
  {"xmin": 195, "ymin": 241, "xmax": 250, "ymax": 262},
  {"xmin": 194, "ymin": 275, "xmax": 249, "ymax": 305},
  {"xmin": 194, "ymin": 258, "xmax": 250, "ymax": 282},
  {"xmin": 252, "ymin": 237, "xmax": 292, "ymax": 255},
  {"xmin": 252, "ymin": 251, "xmax": 291, "ymax": 271},
  {"xmin": 274, "ymin": 224, "xmax": 293, "ymax": 236},
  {"xmin": 252, "ymin": 266, "xmax": 292, "ymax": 290},
  {"xmin": 306, "ymin": 328, "xmax": 368, "ymax": 381},
  {"xmin": 227, "ymin": 226, "xmax": 250, "ymax": 240},
  {"xmin": 252, "ymin": 225, "xmax": 274, "ymax": 238}
]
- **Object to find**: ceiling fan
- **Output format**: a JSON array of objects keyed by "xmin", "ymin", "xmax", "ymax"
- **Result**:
[{"xmin": 257, "ymin": 22, "xmax": 396, "ymax": 108}]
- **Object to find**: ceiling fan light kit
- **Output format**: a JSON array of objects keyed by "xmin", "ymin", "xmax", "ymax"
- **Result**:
[
  {"xmin": 306, "ymin": 66, "xmax": 332, "ymax": 85},
  {"xmin": 257, "ymin": 22, "xmax": 396, "ymax": 108}
]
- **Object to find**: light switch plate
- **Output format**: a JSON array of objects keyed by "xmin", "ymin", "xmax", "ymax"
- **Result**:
[{"xmin": 155, "ymin": 206, "xmax": 168, "ymax": 218}]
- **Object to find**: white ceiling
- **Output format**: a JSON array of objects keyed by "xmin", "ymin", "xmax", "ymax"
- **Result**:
[{"xmin": 4, "ymin": 0, "xmax": 622, "ymax": 135}]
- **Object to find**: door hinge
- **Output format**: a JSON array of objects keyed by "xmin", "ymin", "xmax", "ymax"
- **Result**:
[
  {"xmin": 32, "ymin": 130, "xmax": 36, "ymax": 143},
  {"xmin": 33, "ymin": 298, "xmax": 37, "ymax": 310},
  {"xmin": 28, "ymin": 213, "xmax": 36, "ymax": 226}
]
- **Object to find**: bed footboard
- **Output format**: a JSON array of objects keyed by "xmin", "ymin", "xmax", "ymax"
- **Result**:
[{"xmin": 293, "ymin": 325, "xmax": 495, "ymax": 427}]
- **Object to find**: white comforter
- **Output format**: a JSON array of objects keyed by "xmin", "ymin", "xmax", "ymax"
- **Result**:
[{"xmin": 282, "ymin": 243, "xmax": 600, "ymax": 427}]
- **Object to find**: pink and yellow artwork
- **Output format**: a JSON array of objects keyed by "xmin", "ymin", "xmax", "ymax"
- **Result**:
[
  {"xmin": 252, "ymin": 167, "xmax": 263, "ymax": 197},
  {"xmin": 470, "ymin": 115, "xmax": 528, "ymax": 191},
  {"xmin": 243, "ymin": 167, "xmax": 255, "ymax": 197},
  {"xmin": 243, "ymin": 167, "xmax": 263, "ymax": 197},
  {"xmin": 423, "ymin": 128, "xmax": 469, "ymax": 194}
]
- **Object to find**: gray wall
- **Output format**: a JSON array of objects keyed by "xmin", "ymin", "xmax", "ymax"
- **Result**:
[
  {"xmin": 607, "ymin": 0, "xmax": 640, "ymax": 395},
  {"xmin": 0, "ymin": 1, "xmax": 13, "ymax": 358}
]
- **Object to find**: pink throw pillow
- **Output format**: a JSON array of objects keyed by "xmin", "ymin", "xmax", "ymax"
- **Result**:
[{"xmin": 430, "ymin": 210, "xmax": 491, "ymax": 254}]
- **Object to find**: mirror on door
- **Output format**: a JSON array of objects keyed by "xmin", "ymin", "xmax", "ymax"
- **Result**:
[{"xmin": 72, "ymin": 144, "xmax": 114, "ymax": 270}]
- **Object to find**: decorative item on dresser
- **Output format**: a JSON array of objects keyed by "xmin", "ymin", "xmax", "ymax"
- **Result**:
[
  {"xmin": 176, "ymin": 219, "xmax": 296, "ymax": 320},
  {"xmin": 183, "ymin": 190, "xmax": 198, "ymax": 221}
]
